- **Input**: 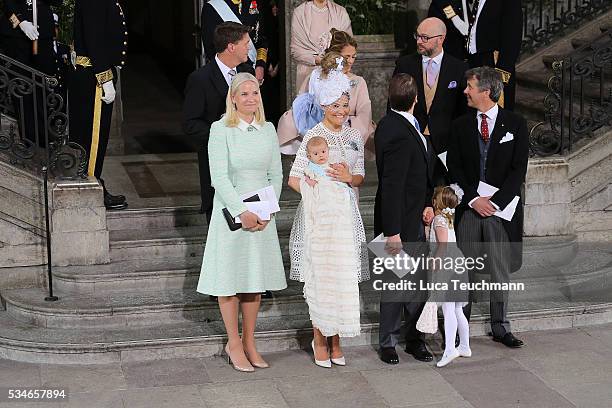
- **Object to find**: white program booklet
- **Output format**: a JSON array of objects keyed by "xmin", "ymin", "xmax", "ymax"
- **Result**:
[
  {"xmin": 477, "ymin": 181, "xmax": 520, "ymax": 222},
  {"xmin": 234, "ymin": 186, "xmax": 280, "ymax": 223},
  {"xmin": 368, "ymin": 233, "xmax": 413, "ymax": 278}
]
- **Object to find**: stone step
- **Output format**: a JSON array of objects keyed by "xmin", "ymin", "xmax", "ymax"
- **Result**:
[
  {"xmin": 108, "ymin": 199, "xmax": 376, "ymax": 261},
  {"xmin": 572, "ymin": 210, "xmax": 612, "ymax": 241},
  {"xmin": 517, "ymin": 68, "xmax": 611, "ymax": 95},
  {"xmin": 0, "ymin": 302, "xmax": 610, "ymax": 365},
  {"xmin": 109, "ymin": 225, "xmax": 207, "ymax": 261},
  {"xmin": 6, "ymin": 237, "xmax": 612, "ymax": 329},
  {"xmin": 1, "ymin": 284, "xmax": 382, "ymax": 329},
  {"xmin": 572, "ymin": 183, "xmax": 612, "ymax": 212},
  {"xmin": 514, "ymin": 85, "xmax": 547, "ymax": 121},
  {"xmin": 106, "ymin": 206, "xmax": 206, "ymax": 231},
  {"xmin": 51, "ymin": 258, "xmax": 203, "ymax": 293},
  {"xmin": 567, "ymin": 129, "xmax": 612, "ymax": 202}
]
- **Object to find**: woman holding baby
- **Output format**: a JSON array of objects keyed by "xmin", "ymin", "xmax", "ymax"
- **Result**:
[{"xmin": 287, "ymin": 56, "xmax": 369, "ymax": 368}]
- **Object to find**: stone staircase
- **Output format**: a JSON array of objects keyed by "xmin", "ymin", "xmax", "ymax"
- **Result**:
[
  {"xmin": 516, "ymin": 10, "xmax": 612, "ymax": 242},
  {"xmin": 0, "ymin": 158, "xmax": 611, "ymax": 364},
  {"xmin": 567, "ymin": 128, "xmax": 612, "ymax": 241}
]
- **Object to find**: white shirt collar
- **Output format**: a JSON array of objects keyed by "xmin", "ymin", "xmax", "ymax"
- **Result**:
[
  {"xmin": 391, "ymin": 109, "xmax": 427, "ymax": 151},
  {"xmin": 477, "ymin": 104, "xmax": 499, "ymax": 121},
  {"xmin": 215, "ymin": 54, "xmax": 235, "ymax": 84},
  {"xmin": 392, "ymin": 109, "xmax": 419, "ymax": 129},
  {"xmin": 422, "ymin": 51, "xmax": 444, "ymax": 65},
  {"xmin": 236, "ymin": 118, "xmax": 262, "ymax": 132}
]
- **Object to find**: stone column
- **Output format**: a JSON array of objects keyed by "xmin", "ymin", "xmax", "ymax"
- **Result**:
[
  {"xmin": 524, "ymin": 158, "xmax": 573, "ymax": 236},
  {"xmin": 50, "ymin": 178, "xmax": 110, "ymax": 266}
]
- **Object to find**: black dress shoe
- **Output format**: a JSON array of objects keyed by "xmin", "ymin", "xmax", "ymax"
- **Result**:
[
  {"xmin": 104, "ymin": 192, "xmax": 128, "ymax": 210},
  {"xmin": 405, "ymin": 341, "xmax": 433, "ymax": 362},
  {"xmin": 379, "ymin": 347, "xmax": 399, "ymax": 365},
  {"xmin": 493, "ymin": 332, "xmax": 524, "ymax": 348},
  {"xmin": 99, "ymin": 178, "xmax": 126, "ymax": 203}
]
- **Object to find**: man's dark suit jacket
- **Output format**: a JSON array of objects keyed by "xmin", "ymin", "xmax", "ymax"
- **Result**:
[
  {"xmin": 374, "ymin": 111, "xmax": 434, "ymax": 243},
  {"xmin": 182, "ymin": 60, "xmax": 254, "ymax": 217},
  {"xmin": 447, "ymin": 107, "xmax": 529, "ymax": 271},
  {"xmin": 393, "ymin": 52, "xmax": 468, "ymax": 159}
]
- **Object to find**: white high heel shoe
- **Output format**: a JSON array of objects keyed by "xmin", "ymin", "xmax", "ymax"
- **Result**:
[
  {"xmin": 311, "ymin": 340, "xmax": 332, "ymax": 368},
  {"xmin": 331, "ymin": 356, "xmax": 346, "ymax": 366}
]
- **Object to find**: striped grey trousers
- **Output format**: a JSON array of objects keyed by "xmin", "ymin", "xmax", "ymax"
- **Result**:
[{"xmin": 457, "ymin": 210, "xmax": 512, "ymax": 338}]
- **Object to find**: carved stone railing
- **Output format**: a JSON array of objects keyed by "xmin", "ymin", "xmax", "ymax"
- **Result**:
[{"xmin": 0, "ymin": 53, "xmax": 88, "ymax": 300}]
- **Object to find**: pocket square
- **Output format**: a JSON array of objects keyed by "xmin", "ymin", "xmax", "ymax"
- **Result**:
[
  {"xmin": 500, "ymin": 132, "xmax": 514, "ymax": 144},
  {"xmin": 448, "ymin": 81, "xmax": 457, "ymax": 89}
]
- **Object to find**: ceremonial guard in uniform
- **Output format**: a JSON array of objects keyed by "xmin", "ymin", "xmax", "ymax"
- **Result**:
[
  {"xmin": 1, "ymin": 0, "xmax": 59, "ymax": 145},
  {"xmin": 69, "ymin": 0, "xmax": 128, "ymax": 210},
  {"xmin": 1, "ymin": 0, "xmax": 58, "ymax": 74},
  {"xmin": 201, "ymin": 0, "xmax": 268, "ymax": 82},
  {"xmin": 428, "ymin": 0, "xmax": 470, "ymax": 60}
]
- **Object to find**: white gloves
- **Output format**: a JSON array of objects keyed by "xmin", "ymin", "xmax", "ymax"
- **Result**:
[
  {"xmin": 451, "ymin": 16, "xmax": 469, "ymax": 36},
  {"xmin": 101, "ymin": 81, "xmax": 116, "ymax": 104},
  {"xmin": 19, "ymin": 20, "xmax": 39, "ymax": 40}
]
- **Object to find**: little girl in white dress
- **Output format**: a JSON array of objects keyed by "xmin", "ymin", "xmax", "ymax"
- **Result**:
[{"xmin": 427, "ymin": 185, "xmax": 472, "ymax": 367}]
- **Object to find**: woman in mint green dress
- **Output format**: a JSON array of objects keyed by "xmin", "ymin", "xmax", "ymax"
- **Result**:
[{"xmin": 196, "ymin": 73, "xmax": 287, "ymax": 372}]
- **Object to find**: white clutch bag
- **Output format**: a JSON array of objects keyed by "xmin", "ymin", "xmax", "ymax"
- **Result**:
[{"xmin": 416, "ymin": 302, "xmax": 439, "ymax": 334}]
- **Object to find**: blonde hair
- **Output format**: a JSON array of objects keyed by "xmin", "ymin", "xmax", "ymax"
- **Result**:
[
  {"xmin": 432, "ymin": 186, "xmax": 459, "ymax": 228},
  {"xmin": 224, "ymin": 72, "xmax": 266, "ymax": 127},
  {"xmin": 319, "ymin": 51, "xmax": 345, "ymax": 79},
  {"xmin": 306, "ymin": 136, "xmax": 328, "ymax": 152}
]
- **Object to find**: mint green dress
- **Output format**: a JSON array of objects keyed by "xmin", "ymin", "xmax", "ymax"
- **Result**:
[{"xmin": 196, "ymin": 119, "xmax": 287, "ymax": 296}]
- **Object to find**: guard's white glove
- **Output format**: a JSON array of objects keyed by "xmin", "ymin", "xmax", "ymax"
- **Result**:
[
  {"xmin": 19, "ymin": 20, "xmax": 39, "ymax": 40},
  {"xmin": 451, "ymin": 15, "xmax": 469, "ymax": 36},
  {"xmin": 101, "ymin": 81, "xmax": 116, "ymax": 104}
]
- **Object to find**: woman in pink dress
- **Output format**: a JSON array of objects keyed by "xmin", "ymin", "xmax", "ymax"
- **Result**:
[
  {"xmin": 280, "ymin": 29, "xmax": 375, "ymax": 158},
  {"xmin": 291, "ymin": 0, "xmax": 352, "ymax": 91}
]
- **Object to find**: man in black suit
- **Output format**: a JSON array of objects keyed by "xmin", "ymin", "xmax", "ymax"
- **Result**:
[
  {"xmin": 374, "ymin": 74, "xmax": 435, "ymax": 365},
  {"xmin": 201, "ymin": 0, "xmax": 267, "ymax": 84},
  {"xmin": 447, "ymin": 66, "xmax": 529, "ymax": 348},
  {"xmin": 465, "ymin": 0, "xmax": 523, "ymax": 110},
  {"xmin": 183, "ymin": 22, "xmax": 253, "ymax": 222},
  {"xmin": 393, "ymin": 17, "xmax": 468, "ymax": 185}
]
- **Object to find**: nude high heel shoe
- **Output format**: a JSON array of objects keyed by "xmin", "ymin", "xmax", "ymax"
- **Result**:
[
  {"xmin": 244, "ymin": 350, "xmax": 270, "ymax": 369},
  {"xmin": 225, "ymin": 344, "xmax": 255, "ymax": 372},
  {"xmin": 311, "ymin": 340, "xmax": 332, "ymax": 368}
]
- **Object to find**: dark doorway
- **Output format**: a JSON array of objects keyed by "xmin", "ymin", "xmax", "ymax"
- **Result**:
[{"xmin": 121, "ymin": 0, "xmax": 199, "ymax": 154}]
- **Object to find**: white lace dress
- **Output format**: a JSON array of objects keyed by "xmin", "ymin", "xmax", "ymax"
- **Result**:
[
  {"xmin": 289, "ymin": 123, "xmax": 369, "ymax": 337},
  {"xmin": 428, "ymin": 215, "xmax": 468, "ymax": 305}
]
